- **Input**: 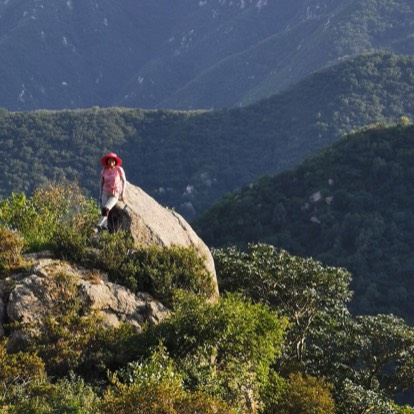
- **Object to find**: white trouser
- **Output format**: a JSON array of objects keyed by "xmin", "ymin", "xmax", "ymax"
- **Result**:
[
  {"xmin": 101, "ymin": 192, "xmax": 119, "ymax": 210},
  {"xmin": 97, "ymin": 193, "xmax": 120, "ymax": 227}
]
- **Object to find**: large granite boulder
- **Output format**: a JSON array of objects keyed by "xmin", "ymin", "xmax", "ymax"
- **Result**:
[{"xmin": 107, "ymin": 181, "xmax": 219, "ymax": 298}]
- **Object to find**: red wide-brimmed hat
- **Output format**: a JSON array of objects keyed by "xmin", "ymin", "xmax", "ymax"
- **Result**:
[{"xmin": 101, "ymin": 152, "xmax": 123, "ymax": 167}]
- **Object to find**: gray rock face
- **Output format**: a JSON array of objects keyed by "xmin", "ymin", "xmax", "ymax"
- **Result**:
[
  {"xmin": 108, "ymin": 181, "xmax": 219, "ymax": 298},
  {"xmin": 0, "ymin": 257, "xmax": 169, "ymax": 347}
]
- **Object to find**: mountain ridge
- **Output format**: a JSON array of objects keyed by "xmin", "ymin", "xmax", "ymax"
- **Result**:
[{"xmin": 1, "ymin": 0, "xmax": 414, "ymax": 110}]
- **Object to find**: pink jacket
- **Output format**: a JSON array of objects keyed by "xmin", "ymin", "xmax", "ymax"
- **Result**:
[{"xmin": 101, "ymin": 166, "xmax": 126, "ymax": 198}]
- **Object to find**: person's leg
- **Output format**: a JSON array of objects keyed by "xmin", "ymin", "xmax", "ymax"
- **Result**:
[{"xmin": 97, "ymin": 194, "xmax": 118, "ymax": 229}]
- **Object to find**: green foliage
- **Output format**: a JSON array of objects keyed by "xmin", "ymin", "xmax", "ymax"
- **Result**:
[
  {"xmin": 132, "ymin": 292, "xmax": 287, "ymax": 412},
  {"xmin": 29, "ymin": 271, "xmax": 98, "ymax": 376},
  {"xmin": 211, "ymin": 243, "xmax": 414, "ymax": 411},
  {"xmin": 1, "ymin": 182, "xmax": 414, "ymax": 411},
  {"xmin": 301, "ymin": 307, "xmax": 414, "ymax": 412},
  {"xmin": 0, "ymin": 182, "xmax": 97, "ymax": 252},
  {"xmin": 94, "ymin": 235, "xmax": 216, "ymax": 307},
  {"xmin": 0, "ymin": 375, "xmax": 100, "ymax": 414},
  {"xmin": 335, "ymin": 379, "xmax": 397, "ymax": 414},
  {"xmin": 0, "ymin": 227, "xmax": 25, "ymax": 274},
  {"xmin": 392, "ymin": 402, "xmax": 414, "ymax": 414},
  {"xmin": 128, "ymin": 245, "xmax": 216, "ymax": 307},
  {"xmin": 49, "ymin": 191, "xmax": 98, "ymax": 262},
  {"xmin": 335, "ymin": 314, "xmax": 414, "ymax": 397},
  {"xmin": 399, "ymin": 115, "xmax": 411, "ymax": 126},
  {"xmin": 0, "ymin": 340, "xmax": 46, "ymax": 387},
  {"xmin": 101, "ymin": 344, "xmax": 237, "ymax": 414},
  {"xmin": 0, "ymin": 193, "xmax": 38, "ymax": 248},
  {"xmin": 273, "ymin": 372, "xmax": 335, "ymax": 414},
  {"xmin": 213, "ymin": 243, "xmax": 352, "ymax": 362},
  {"xmin": 91, "ymin": 230, "xmax": 140, "ymax": 290}
]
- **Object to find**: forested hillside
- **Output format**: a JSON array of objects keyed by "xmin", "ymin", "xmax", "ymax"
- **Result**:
[
  {"xmin": 0, "ymin": 0, "xmax": 413, "ymax": 110},
  {"xmin": 194, "ymin": 123, "xmax": 414, "ymax": 324},
  {"xmin": 1, "ymin": 53, "xmax": 414, "ymax": 218}
]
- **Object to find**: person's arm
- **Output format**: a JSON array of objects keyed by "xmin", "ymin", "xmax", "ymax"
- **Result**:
[
  {"xmin": 99, "ymin": 172, "xmax": 105, "ymax": 205},
  {"xmin": 119, "ymin": 167, "xmax": 126, "ymax": 201}
]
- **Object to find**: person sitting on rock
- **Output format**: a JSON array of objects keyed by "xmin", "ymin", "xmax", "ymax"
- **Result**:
[{"xmin": 96, "ymin": 152, "xmax": 126, "ymax": 230}]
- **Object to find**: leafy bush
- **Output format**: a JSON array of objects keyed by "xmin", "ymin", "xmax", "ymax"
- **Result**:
[
  {"xmin": 131, "ymin": 292, "xmax": 288, "ymax": 412},
  {"xmin": 213, "ymin": 243, "xmax": 352, "ymax": 363},
  {"xmin": 101, "ymin": 344, "xmax": 237, "ymax": 414},
  {"xmin": 0, "ymin": 340, "xmax": 46, "ymax": 387},
  {"xmin": 91, "ymin": 230, "xmax": 137, "ymax": 287},
  {"xmin": 335, "ymin": 379, "xmax": 396, "ymax": 414},
  {"xmin": 95, "ymin": 236, "xmax": 216, "ymax": 307},
  {"xmin": 0, "ymin": 375, "xmax": 100, "ymax": 414},
  {"xmin": 274, "ymin": 373, "xmax": 335, "ymax": 414},
  {"xmin": 0, "ymin": 182, "xmax": 97, "ymax": 252},
  {"xmin": 392, "ymin": 403, "xmax": 414, "ymax": 414},
  {"xmin": 130, "ymin": 245, "xmax": 216, "ymax": 306},
  {"xmin": 318, "ymin": 314, "xmax": 414, "ymax": 401},
  {"xmin": 49, "ymin": 185, "xmax": 98, "ymax": 262},
  {"xmin": 0, "ymin": 226, "xmax": 25, "ymax": 274}
]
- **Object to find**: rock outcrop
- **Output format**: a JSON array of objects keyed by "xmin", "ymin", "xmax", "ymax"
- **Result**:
[
  {"xmin": 0, "ymin": 255, "xmax": 169, "ymax": 348},
  {"xmin": 107, "ymin": 181, "xmax": 219, "ymax": 298},
  {"xmin": 0, "ymin": 182, "xmax": 219, "ymax": 350}
]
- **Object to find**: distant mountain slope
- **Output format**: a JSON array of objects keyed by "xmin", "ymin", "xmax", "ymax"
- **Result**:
[
  {"xmin": 0, "ymin": 0, "xmax": 413, "ymax": 110},
  {"xmin": 194, "ymin": 124, "xmax": 414, "ymax": 323},
  {"xmin": 1, "ymin": 53, "xmax": 414, "ymax": 219}
]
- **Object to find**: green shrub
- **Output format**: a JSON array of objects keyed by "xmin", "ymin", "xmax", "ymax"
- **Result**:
[
  {"xmin": 92, "ymin": 230, "xmax": 137, "ymax": 285},
  {"xmin": 0, "ymin": 226, "xmax": 25, "ymax": 274},
  {"xmin": 51, "ymin": 210, "xmax": 97, "ymax": 263},
  {"xmin": 0, "ymin": 340, "xmax": 46, "ymax": 387},
  {"xmin": 101, "ymin": 344, "xmax": 237, "ymax": 414},
  {"xmin": 336, "ymin": 379, "xmax": 396, "ymax": 414},
  {"xmin": 213, "ymin": 243, "xmax": 352, "ymax": 363},
  {"xmin": 131, "ymin": 293, "xmax": 288, "ymax": 412},
  {"xmin": 95, "ymin": 238, "xmax": 216, "ymax": 307},
  {"xmin": 0, "ymin": 182, "xmax": 97, "ymax": 252},
  {"xmin": 0, "ymin": 192, "xmax": 36, "ymax": 247},
  {"xmin": 392, "ymin": 403, "xmax": 414, "ymax": 414},
  {"xmin": 274, "ymin": 373, "xmax": 335, "ymax": 414},
  {"xmin": 131, "ymin": 245, "xmax": 216, "ymax": 306},
  {"xmin": 398, "ymin": 115, "xmax": 411, "ymax": 126},
  {"xmin": 0, "ymin": 375, "xmax": 100, "ymax": 414}
]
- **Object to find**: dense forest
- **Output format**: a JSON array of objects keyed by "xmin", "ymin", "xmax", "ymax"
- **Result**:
[
  {"xmin": 0, "ymin": 183, "xmax": 414, "ymax": 413},
  {"xmin": 1, "ymin": 53, "xmax": 414, "ymax": 218},
  {"xmin": 194, "ymin": 122, "xmax": 414, "ymax": 325}
]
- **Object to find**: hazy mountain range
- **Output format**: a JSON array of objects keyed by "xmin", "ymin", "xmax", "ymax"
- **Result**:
[{"xmin": 1, "ymin": 0, "xmax": 414, "ymax": 111}]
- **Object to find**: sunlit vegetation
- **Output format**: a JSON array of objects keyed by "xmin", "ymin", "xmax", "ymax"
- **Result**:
[{"xmin": 0, "ymin": 183, "xmax": 413, "ymax": 412}]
